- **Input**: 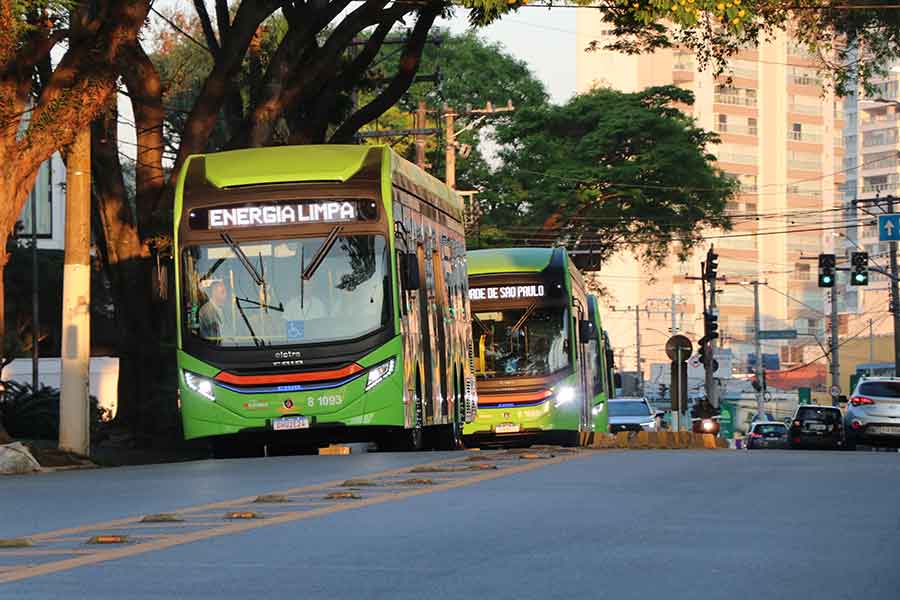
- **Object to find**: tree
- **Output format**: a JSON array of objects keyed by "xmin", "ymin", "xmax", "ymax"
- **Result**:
[
  {"xmin": 378, "ymin": 29, "xmax": 549, "ymax": 191},
  {"xmin": 477, "ymin": 85, "xmax": 737, "ymax": 266},
  {"xmin": 0, "ymin": 1, "xmax": 150, "ymax": 371},
  {"xmin": 91, "ymin": 0, "xmax": 453, "ymax": 436},
  {"xmin": 467, "ymin": 0, "xmax": 900, "ymax": 95}
]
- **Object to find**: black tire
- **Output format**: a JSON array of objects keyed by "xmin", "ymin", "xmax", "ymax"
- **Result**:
[
  {"xmin": 547, "ymin": 430, "xmax": 579, "ymax": 448},
  {"xmin": 384, "ymin": 380, "xmax": 424, "ymax": 452}
]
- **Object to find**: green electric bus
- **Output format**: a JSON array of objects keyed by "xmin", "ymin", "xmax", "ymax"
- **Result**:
[
  {"xmin": 174, "ymin": 145, "xmax": 475, "ymax": 456},
  {"xmin": 463, "ymin": 247, "xmax": 610, "ymax": 445}
]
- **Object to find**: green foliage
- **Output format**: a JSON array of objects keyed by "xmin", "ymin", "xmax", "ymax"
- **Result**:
[
  {"xmin": 463, "ymin": 0, "xmax": 900, "ymax": 96},
  {"xmin": 377, "ymin": 29, "xmax": 548, "ymax": 192},
  {"xmin": 478, "ymin": 85, "xmax": 736, "ymax": 265},
  {"xmin": 0, "ymin": 380, "xmax": 107, "ymax": 440}
]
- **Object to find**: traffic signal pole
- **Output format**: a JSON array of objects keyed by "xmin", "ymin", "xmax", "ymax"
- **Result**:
[
  {"xmin": 890, "ymin": 196, "xmax": 900, "ymax": 376},
  {"xmin": 752, "ymin": 281, "xmax": 764, "ymax": 420},
  {"xmin": 830, "ymin": 288, "xmax": 840, "ymax": 405},
  {"xmin": 707, "ymin": 269, "xmax": 719, "ymax": 409}
]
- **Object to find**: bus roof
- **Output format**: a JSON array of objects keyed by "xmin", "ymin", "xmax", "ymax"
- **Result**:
[
  {"xmin": 183, "ymin": 144, "xmax": 463, "ymax": 223},
  {"xmin": 467, "ymin": 247, "xmax": 565, "ymax": 276},
  {"xmin": 201, "ymin": 145, "xmax": 374, "ymax": 188}
]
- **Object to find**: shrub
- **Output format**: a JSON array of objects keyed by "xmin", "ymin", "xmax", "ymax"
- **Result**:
[{"xmin": 0, "ymin": 381, "xmax": 106, "ymax": 440}]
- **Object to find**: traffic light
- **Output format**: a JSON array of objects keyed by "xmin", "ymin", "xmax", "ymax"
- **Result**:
[
  {"xmin": 851, "ymin": 251, "xmax": 869, "ymax": 286},
  {"xmin": 818, "ymin": 253, "xmax": 835, "ymax": 287},
  {"xmin": 704, "ymin": 310, "xmax": 719, "ymax": 341},
  {"xmin": 705, "ymin": 247, "xmax": 719, "ymax": 281},
  {"xmin": 698, "ymin": 341, "xmax": 708, "ymax": 367}
]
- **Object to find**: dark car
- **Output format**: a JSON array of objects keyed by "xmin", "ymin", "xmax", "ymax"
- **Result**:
[
  {"xmin": 746, "ymin": 421, "xmax": 789, "ymax": 449},
  {"xmin": 789, "ymin": 405, "xmax": 844, "ymax": 450}
]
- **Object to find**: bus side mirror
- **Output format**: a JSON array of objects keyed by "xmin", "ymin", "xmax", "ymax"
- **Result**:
[
  {"xmin": 400, "ymin": 253, "xmax": 420, "ymax": 290},
  {"xmin": 578, "ymin": 319, "xmax": 595, "ymax": 341}
]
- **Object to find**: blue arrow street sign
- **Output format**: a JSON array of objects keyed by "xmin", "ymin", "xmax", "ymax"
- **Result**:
[{"xmin": 879, "ymin": 214, "xmax": 900, "ymax": 241}]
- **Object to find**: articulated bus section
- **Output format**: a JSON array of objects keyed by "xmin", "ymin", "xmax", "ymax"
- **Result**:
[
  {"xmin": 173, "ymin": 145, "xmax": 475, "ymax": 455},
  {"xmin": 463, "ymin": 247, "xmax": 613, "ymax": 445}
]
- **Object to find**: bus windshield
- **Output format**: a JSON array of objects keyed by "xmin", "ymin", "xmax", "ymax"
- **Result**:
[
  {"xmin": 472, "ymin": 306, "xmax": 569, "ymax": 379},
  {"xmin": 182, "ymin": 234, "xmax": 389, "ymax": 347}
]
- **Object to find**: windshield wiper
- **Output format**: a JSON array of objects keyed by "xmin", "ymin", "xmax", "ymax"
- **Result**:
[
  {"xmin": 234, "ymin": 297, "xmax": 262, "ymax": 348},
  {"xmin": 220, "ymin": 233, "xmax": 264, "ymax": 287},
  {"xmin": 233, "ymin": 295, "xmax": 283, "ymax": 312},
  {"xmin": 302, "ymin": 226, "xmax": 343, "ymax": 281}
]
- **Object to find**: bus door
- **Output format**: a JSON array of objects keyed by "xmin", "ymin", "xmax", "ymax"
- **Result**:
[
  {"xmin": 574, "ymin": 303, "xmax": 592, "ymax": 431},
  {"xmin": 417, "ymin": 242, "xmax": 435, "ymax": 424}
]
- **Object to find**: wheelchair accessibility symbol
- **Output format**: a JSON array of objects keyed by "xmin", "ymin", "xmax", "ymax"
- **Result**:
[{"xmin": 286, "ymin": 320, "xmax": 305, "ymax": 341}]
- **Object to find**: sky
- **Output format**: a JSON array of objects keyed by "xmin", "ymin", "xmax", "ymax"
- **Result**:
[
  {"xmin": 119, "ymin": 3, "xmax": 580, "ymax": 160},
  {"xmin": 437, "ymin": 7, "xmax": 578, "ymax": 104}
]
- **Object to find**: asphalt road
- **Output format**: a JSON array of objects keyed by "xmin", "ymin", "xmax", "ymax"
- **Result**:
[{"xmin": 2, "ymin": 448, "xmax": 899, "ymax": 599}]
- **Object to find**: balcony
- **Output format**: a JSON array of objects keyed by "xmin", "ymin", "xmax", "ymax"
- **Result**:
[
  {"xmin": 788, "ymin": 131, "xmax": 822, "ymax": 143},
  {"xmin": 789, "ymin": 104, "xmax": 823, "ymax": 116},
  {"xmin": 717, "ymin": 123, "xmax": 758, "ymax": 136},
  {"xmin": 787, "ymin": 159, "xmax": 822, "ymax": 171},
  {"xmin": 714, "ymin": 93, "xmax": 757, "ymax": 107},
  {"xmin": 716, "ymin": 152, "xmax": 757, "ymax": 165},
  {"xmin": 861, "ymin": 181, "xmax": 900, "ymax": 194},
  {"xmin": 788, "ymin": 74, "xmax": 823, "ymax": 88}
]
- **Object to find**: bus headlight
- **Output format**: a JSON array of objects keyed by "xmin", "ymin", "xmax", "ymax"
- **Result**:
[
  {"xmin": 592, "ymin": 402, "xmax": 605, "ymax": 416},
  {"xmin": 555, "ymin": 385, "xmax": 576, "ymax": 407},
  {"xmin": 365, "ymin": 358, "xmax": 396, "ymax": 392},
  {"xmin": 183, "ymin": 370, "xmax": 215, "ymax": 401}
]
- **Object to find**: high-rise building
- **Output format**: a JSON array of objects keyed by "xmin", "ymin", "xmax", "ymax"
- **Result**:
[
  {"xmin": 835, "ymin": 65, "xmax": 900, "ymax": 381},
  {"xmin": 576, "ymin": 15, "xmax": 843, "ymax": 386}
]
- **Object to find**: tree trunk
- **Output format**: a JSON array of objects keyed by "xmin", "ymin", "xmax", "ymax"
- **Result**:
[{"xmin": 91, "ymin": 108, "xmax": 162, "ymax": 440}]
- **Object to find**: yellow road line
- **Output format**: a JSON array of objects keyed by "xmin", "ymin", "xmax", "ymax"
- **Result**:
[{"xmin": 0, "ymin": 452, "xmax": 583, "ymax": 585}]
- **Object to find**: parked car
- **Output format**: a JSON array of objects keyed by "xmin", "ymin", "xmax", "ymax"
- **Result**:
[
  {"xmin": 746, "ymin": 421, "xmax": 789, "ymax": 450},
  {"xmin": 789, "ymin": 405, "xmax": 844, "ymax": 450},
  {"xmin": 608, "ymin": 397, "xmax": 661, "ymax": 434},
  {"xmin": 845, "ymin": 377, "xmax": 900, "ymax": 450}
]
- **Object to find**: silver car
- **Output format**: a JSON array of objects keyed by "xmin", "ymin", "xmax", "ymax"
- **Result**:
[
  {"xmin": 846, "ymin": 377, "xmax": 900, "ymax": 449},
  {"xmin": 608, "ymin": 397, "xmax": 659, "ymax": 434}
]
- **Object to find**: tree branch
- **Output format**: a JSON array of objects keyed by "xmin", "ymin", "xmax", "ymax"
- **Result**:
[
  {"xmin": 291, "ymin": 10, "xmax": 403, "ymax": 144},
  {"xmin": 120, "ymin": 42, "xmax": 165, "ymax": 233},
  {"xmin": 330, "ymin": 7, "xmax": 438, "ymax": 143},
  {"xmin": 193, "ymin": 0, "xmax": 221, "ymax": 57},
  {"xmin": 243, "ymin": 0, "xmax": 388, "ymax": 147},
  {"xmin": 215, "ymin": 0, "xmax": 230, "ymax": 40},
  {"xmin": 173, "ymin": 0, "xmax": 280, "ymax": 170}
]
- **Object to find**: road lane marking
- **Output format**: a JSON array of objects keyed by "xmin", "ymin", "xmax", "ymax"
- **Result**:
[{"xmin": 0, "ymin": 449, "xmax": 584, "ymax": 584}]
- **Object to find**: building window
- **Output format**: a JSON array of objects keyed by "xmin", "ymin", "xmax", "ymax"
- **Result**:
[
  {"xmin": 717, "ymin": 114, "xmax": 728, "ymax": 132},
  {"xmin": 16, "ymin": 160, "xmax": 53, "ymax": 238},
  {"xmin": 747, "ymin": 117, "xmax": 757, "ymax": 136},
  {"xmin": 795, "ymin": 263, "xmax": 811, "ymax": 281}
]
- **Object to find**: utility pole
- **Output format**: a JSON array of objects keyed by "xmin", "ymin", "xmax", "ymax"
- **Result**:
[
  {"xmin": 635, "ymin": 305, "xmax": 643, "ymax": 396},
  {"xmin": 670, "ymin": 292, "xmax": 677, "ymax": 334},
  {"xmin": 31, "ymin": 168, "xmax": 40, "ymax": 391},
  {"xmin": 753, "ymin": 280, "xmax": 764, "ymax": 421},
  {"xmin": 443, "ymin": 100, "xmax": 514, "ymax": 189},
  {"xmin": 59, "ymin": 126, "xmax": 91, "ymax": 456},
  {"xmin": 444, "ymin": 106, "xmax": 456, "ymax": 189},
  {"xmin": 415, "ymin": 100, "xmax": 427, "ymax": 169},
  {"xmin": 830, "ymin": 287, "xmax": 841, "ymax": 405},
  {"xmin": 870, "ymin": 318, "xmax": 875, "ymax": 362}
]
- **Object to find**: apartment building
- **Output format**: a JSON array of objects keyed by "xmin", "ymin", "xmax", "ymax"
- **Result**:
[
  {"xmin": 837, "ymin": 69, "xmax": 900, "ymax": 356},
  {"xmin": 576, "ymin": 15, "xmax": 842, "ymax": 386}
]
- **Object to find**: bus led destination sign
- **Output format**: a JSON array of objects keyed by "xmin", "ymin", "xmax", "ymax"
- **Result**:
[
  {"xmin": 189, "ymin": 199, "xmax": 375, "ymax": 230},
  {"xmin": 210, "ymin": 201, "xmax": 355, "ymax": 228},
  {"xmin": 469, "ymin": 284, "xmax": 545, "ymax": 301}
]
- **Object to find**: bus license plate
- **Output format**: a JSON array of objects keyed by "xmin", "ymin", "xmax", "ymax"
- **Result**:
[
  {"xmin": 272, "ymin": 416, "xmax": 309, "ymax": 431},
  {"xmin": 495, "ymin": 422, "xmax": 520, "ymax": 434}
]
